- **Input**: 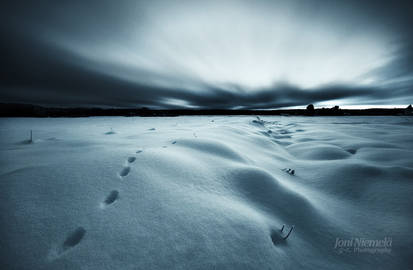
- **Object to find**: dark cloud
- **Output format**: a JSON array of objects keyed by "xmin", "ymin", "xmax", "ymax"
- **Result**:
[
  {"xmin": 1, "ymin": 0, "xmax": 412, "ymax": 108},
  {"xmin": 0, "ymin": 30, "xmax": 401, "ymax": 109}
]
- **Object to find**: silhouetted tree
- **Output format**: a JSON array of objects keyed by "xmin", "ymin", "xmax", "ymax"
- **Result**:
[
  {"xmin": 306, "ymin": 104, "xmax": 315, "ymax": 115},
  {"xmin": 406, "ymin": 104, "xmax": 413, "ymax": 115},
  {"xmin": 306, "ymin": 104, "xmax": 314, "ymax": 111}
]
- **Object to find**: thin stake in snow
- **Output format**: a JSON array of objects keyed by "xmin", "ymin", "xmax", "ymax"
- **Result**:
[
  {"xmin": 29, "ymin": 130, "xmax": 33, "ymax": 143},
  {"xmin": 282, "ymin": 168, "xmax": 295, "ymax": 175},
  {"xmin": 271, "ymin": 224, "xmax": 295, "ymax": 245},
  {"xmin": 281, "ymin": 224, "xmax": 294, "ymax": 240},
  {"xmin": 105, "ymin": 128, "xmax": 116, "ymax": 135},
  {"xmin": 252, "ymin": 116, "xmax": 265, "ymax": 125}
]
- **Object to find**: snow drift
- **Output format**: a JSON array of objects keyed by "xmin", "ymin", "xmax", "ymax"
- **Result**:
[{"xmin": 0, "ymin": 116, "xmax": 412, "ymax": 269}]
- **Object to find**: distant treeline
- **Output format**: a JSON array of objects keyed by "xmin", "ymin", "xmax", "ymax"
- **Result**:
[{"xmin": 0, "ymin": 103, "xmax": 412, "ymax": 117}]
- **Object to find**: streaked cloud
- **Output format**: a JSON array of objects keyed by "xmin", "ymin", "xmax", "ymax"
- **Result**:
[{"xmin": 1, "ymin": 0, "xmax": 412, "ymax": 108}]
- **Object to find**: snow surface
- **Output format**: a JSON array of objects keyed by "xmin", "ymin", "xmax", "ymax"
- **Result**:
[{"xmin": 0, "ymin": 116, "xmax": 412, "ymax": 269}]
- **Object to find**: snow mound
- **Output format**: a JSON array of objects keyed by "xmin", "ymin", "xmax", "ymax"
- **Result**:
[{"xmin": 287, "ymin": 143, "xmax": 351, "ymax": 160}]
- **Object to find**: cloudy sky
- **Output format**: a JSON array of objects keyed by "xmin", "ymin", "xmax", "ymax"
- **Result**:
[{"xmin": 1, "ymin": 0, "xmax": 412, "ymax": 109}]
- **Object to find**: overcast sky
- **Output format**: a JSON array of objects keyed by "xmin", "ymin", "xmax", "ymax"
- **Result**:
[{"xmin": 1, "ymin": 0, "xmax": 412, "ymax": 109}]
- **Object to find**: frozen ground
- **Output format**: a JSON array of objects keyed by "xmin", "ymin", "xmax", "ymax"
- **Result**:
[{"xmin": 0, "ymin": 116, "xmax": 412, "ymax": 269}]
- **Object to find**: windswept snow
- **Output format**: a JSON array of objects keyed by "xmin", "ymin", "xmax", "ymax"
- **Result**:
[{"xmin": 0, "ymin": 116, "xmax": 412, "ymax": 269}]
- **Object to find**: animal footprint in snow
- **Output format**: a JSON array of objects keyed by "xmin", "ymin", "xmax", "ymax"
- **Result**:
[
  {"xmin": 119, "ymin": 166, "xmax": 130, "ymax": 177},
  {"xmin": 346, "ymin": 149, "xmax": 357, "ymax": 154},
  {"xmin": 128, "ymin": 157, "xmax": 136, "ymax": 163},
  {"xmin": 60, "ymin": 227, "xmax": 86, "ymax": 254},
  {"xmin": 104, "ymin": 190, "xmax": 119, "ymax": 206},
  {"xmin": 172, "ymin": 141, "xmax": 177, "ymax": 144},
  {"xmin": 136, "ymin": 150, "xmax": 143, "ymax": 154},
  {"xmin": 148, "ymin": 128, "xmax": 156, "ymax": 131},
  {"xmin": 48, "ymin": 226, "xmax": 86, "ymax": 260},
  {"xmin": 282, "ymin": 168, "xmax": 295, "ymax": 175}
]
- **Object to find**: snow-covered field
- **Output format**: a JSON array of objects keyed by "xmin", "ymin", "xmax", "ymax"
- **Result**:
[{"xmin": 0, "ymin": 116, "xmax": 412, "ymax": 269}]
